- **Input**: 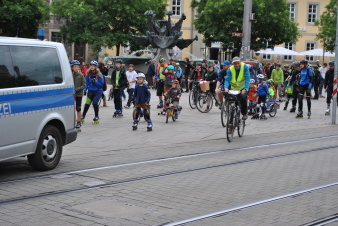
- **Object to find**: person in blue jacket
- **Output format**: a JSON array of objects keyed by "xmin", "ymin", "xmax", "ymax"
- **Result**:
[
  {"xmin": 296, "ymin": 59, "xmax": 313, "ymax": 118},
  {"xmin": 252, "ymin": 74, "xmax": 269, "ymax": 120},
  {"xmin": 132, "ymin": 73, "xmax": 152, "ymax": 131},
  {"xmin": 82, "ymin": 61, "xmax": 104, "ymax": 124}
]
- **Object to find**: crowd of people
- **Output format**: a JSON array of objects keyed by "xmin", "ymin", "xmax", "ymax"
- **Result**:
[{"xmin": 70, "ymin": 56, "xmax": 336, "ymax": 131}]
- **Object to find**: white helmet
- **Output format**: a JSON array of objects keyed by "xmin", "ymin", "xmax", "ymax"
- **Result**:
[
  {"xmin": 257, "ymin": 74, "xmax": 264, "ymax": 79},
  {"xmin": 250, "ymin": 79, "xmax": 255, "ymax": 84},
  {"xmin": 136, "ymin": 73, "xmax": 146, "ymax": 78}
]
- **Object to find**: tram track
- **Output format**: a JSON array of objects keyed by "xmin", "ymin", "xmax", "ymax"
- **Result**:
[
  {"xmin": 0, "ymin": 144, "xmax": 336, "ymax": 206},
  {"xmin": 1, "ymin": 134, "xmax": 337, "ymax": 185}
]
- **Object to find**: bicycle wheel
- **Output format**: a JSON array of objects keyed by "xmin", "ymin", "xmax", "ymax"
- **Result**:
[
  {"xmin": 237, "ymin": 109, "xmax": 245, "ymax": 137},
  {"xmin": 196, "ymin": 92, "xmax": 213, "ymax": 113},
  {"xmin": 172, "ymin": 108, "xmax": 176, "ymax": 121},
  {"xmin": 226, "ymin": 107, "xmax": 235, "ymax": 142},
  {"xmin": 166, "ymin": 108, "xmax": 170, "ymax": 123},
  {"xmin": 221, "ymin": 101, "xmax": 227, "ymax": 127},
  {"xmin": 269, "ymin": 105, "xmax": 277, "ymax": 117},
  {"xmin": 189, "ymin": 90, "xmax": 197, "ymax": 109}
]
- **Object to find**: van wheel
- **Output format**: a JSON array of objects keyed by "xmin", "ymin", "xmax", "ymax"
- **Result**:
[{"xmin": 28, "ymin": 125, "xmax": 63, "ymax": 171}]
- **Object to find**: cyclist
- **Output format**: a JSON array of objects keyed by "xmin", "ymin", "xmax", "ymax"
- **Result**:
[
  {"xmin": 205, "ymin": 65, "xmax": 218, "ymax": 96},
  {"xmin": 165, "ymin": 79, "xmax": 181, "ymax": 119},
  {"xmin": 215, "ymin": 60, "xmax": 231, "ymax": 107},
  {"xmin": 296, "ymin": 59, "xmax": 313, "ymax": 118},
  {"xmin": 224, "ymin": 57, "xmax": 250, "ymax": 120},
  {"xmin": 71, "ymin": 60, "xmax": 86, "ymax": 129},
  {"xmin": 189, "ymin": 62, "xmax": 207, "ymax": 89},
  {"xmin": 82, "ymin": 61, "xmax": 104, "ymax": 124},
  {"xmin": 324, "ymin": 61, "xmax": 335, "ymax": 115}
]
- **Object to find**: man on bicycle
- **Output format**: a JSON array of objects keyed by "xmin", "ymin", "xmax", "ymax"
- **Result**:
[{"xmin": 224, "ymin": 57, "xmax": 250, "ymax": 120}]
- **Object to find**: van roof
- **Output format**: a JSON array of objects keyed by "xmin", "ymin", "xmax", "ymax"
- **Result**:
[{"xmin": 0, "ymin": 36, "xmax": 62, "ymax": 46}]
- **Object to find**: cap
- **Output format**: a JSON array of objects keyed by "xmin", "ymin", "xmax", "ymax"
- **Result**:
[
  {"xmin": 232, "ymin": 57, "xmax": 241, "ymax": 63},
  {"xmin": 221, "ymin": 60, "xmax": 231, "ymax": 66}
]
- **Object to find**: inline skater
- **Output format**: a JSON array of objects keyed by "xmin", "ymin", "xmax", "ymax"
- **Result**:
[
  {"xmin": 82, "ymin": 61, "xmax": 104, "ymax": 124},
  {"xmin": 252, "ymin": 74, "xmax": 268, "ymax": 120},
  {"xmin": 324, "ymin": 61, "xmax": 335, "ymax": 115},
  {"xmin": 289, "ymin": 62, "xmax": 301, "ymax": 113},
  {"xmin": 111, "ymin": 59, "xmax": 128, "ymax": 117},
  {"xmin": 224, "ymin": 57, "xmax": 250, "ymax": 120},
  {"xmin": 296, "ymin": 60, "xmax": 313, "ymax": 118},
  {"xmin": 71, "ymin": 60, "xmax": 86, "ymax": 131},
  {"xmin": 132, "ymin": 73, "xmax": 152, "ymax": 131},
  {"xmin": 155, "ymin": 58, "xmax": 168, "ymax": 108}
]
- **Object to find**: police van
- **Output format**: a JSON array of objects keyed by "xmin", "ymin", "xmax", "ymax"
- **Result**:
[{"xmin": 0, "ymin": 37, "xmax": 77, "ymax": 170}]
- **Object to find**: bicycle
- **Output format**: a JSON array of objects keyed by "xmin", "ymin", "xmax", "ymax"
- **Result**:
[
  {"xmin": 165, "ymin": 98, "xmax": 177, "ymax": 123},
  {"xmin": 188, "ymin": 82, "xmax": 199, "ymax": 109},
  {"xmin": 196, "ymin": 90, "xmax": 222, "ymax": 113},
  {"xmin": 225, "ymin": 90, "xmax": 245, "ymax": 142},
  {"xmin": 266, "ymin": 101, "xmax": 279, "ymax": 117}
]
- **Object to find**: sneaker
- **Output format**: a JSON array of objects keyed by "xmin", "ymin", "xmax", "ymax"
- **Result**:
[{"xmin": 242, "ymin": 114, "xmax": 248, "ymax": 120}]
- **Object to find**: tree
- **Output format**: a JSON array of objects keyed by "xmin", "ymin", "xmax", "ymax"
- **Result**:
[
  {"xmin": 0, "ymin": 0, "xmax": 49, "ymax": 38},
  {"xmin": 315, "ymin": 0, "xmax": 337, "ymax": 52},
  {"xmin": 51, "ymin": 0, "xmax": 167, "ymax": 55},
  {"xmin": 191, "ymin": 0, "xmax": 300, "ymax": 57}
]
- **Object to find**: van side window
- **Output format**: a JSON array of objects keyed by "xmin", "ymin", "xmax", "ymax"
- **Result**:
[
  {"xmin": 0, "ymin": 46, "xmax": 16, "ymax": 88},
  {"xmin": 11, "ymin": 46, "xmax": 63, "ymax": 87}
]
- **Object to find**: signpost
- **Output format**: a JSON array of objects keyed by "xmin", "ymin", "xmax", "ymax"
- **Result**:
[{"xmin": 232, "ymin": 33, "xmax": 243, "ymax": 37}]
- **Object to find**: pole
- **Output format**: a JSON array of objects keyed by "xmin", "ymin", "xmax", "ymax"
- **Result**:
[
  {"xmin": 241, "ymin": 0, "xmax": 252, "ymax": 61},
  {"xmin": 323, "ymin": 38, "xmax": 326, "ymax": 64},
  {"xmin": 332, "ymin": 6, "xmax": 338, "ymax": 124}
]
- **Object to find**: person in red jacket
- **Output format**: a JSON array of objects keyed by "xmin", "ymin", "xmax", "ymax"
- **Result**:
[{"xmin": 81, "ymin": 62, "xmax": 88, "ymax": 76}]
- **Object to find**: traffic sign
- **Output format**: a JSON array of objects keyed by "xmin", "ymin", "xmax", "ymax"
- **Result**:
[{"xmin": 232, "ymin": 33, "xmax": 243, "ymax": 37}]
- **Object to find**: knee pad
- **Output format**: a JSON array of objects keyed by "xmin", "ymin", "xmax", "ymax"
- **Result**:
[
  {"xmin": 133, "ymin": 107, "xmax": 141, "ymax": 119},
  {"xmin": 143, "ymin": 109, "xmax": 150, "ymax": 120},
  {"xmin": 76, "ymin": 106, "xmax": 81, "ymax": 112}
]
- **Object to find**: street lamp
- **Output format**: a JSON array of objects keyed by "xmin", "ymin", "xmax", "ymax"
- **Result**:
[{"xmin": 323, "ymin": 37, "xmax": 326, "ymax": 64}]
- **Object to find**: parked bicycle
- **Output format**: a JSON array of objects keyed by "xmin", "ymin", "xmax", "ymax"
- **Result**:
[{"xmin": 225, "ymin": 90, "xmax": 245, "ymax": 142}]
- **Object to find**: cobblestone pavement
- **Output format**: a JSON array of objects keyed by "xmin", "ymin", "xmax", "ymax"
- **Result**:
[{"xmin": 1, "ymin": 87, "xmax": 338, "ymax": 226}]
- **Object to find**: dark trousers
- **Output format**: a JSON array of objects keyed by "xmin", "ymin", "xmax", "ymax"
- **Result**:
[
  {"xmin": 113, "ymin": 89, "xmax": 122, "ymax": 111},
  {"xmin": 126, "ymin": 88, "xmax": 135, "ymax": 107},
  {"xmin": 184, "ymin": 74, "xmax": 189, "ymax": 91},
  {"xmin": 240, "ymin": 93, "xmax": 248, "ymax": 115},
  {"xmin": 313, "ymin": 83, "xmax": 319, "ymax": 99},
  {"xmin": 298, "ymin": 84, "xmax": 311, "ymax": 112},
  {"xmin": 292, "ymin": 86, "xmax": 298, "ymax": 108},
  {"xmin": 146, "ymin": 74, "xmax": 154, "ymax": 87}
]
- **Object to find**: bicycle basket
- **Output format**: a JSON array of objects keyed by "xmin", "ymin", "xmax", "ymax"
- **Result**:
[{"xmin": 200, "ymin": 81, "xmax": 210, "ymax": 92}]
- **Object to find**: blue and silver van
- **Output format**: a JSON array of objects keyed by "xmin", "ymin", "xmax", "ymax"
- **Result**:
[{"xmin": 0, "ymin": 37, "xmax": 77, "ymax": 170}]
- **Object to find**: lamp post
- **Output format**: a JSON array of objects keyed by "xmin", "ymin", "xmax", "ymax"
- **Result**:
[{"xmin": 323, "ymin": 37, "xmax": 326, "ymax": 64}]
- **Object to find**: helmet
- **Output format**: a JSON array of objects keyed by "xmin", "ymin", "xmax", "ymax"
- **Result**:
[
  {"xmin": 266, "ymin": 80, "xmax": 271, "ymax": 84},
  {"xmin": 268, "ymin": 79, "xmax": 274, "ymax": 83},
  {"xmin": 159, "ymin": 58, "xmax": 165, "ymax": 62},
  {"xmin": 136, "ymin": 73, "xmax": 146, "ymax": 78},
  {"xmin": 257, "ymin": 74, "xmax": 264, "ymax": 79},
  {"xmin": 172, "ymin": 79, "xmax": 179, "ymax": 84},
  {"xmin": 329, "ymin": 61, "xmax": 335, "ymax": 66},
  {"xmin": 167, "ymin": 65, "xmax": 175, "ymax": 70},
  {"xmin": 300, "ymin": 59, "xmax": 308, "ymax": 65},
  {"xmin": 276, "ymin": 63, "xmax": 281, "ymax": 67},
  {"xmin": 250, "ymin": 79, "xmax": 255, "ymax": 84},
  {"xmin": 232, "ymin": 57, "xmax": 241, "ymax": 62},
  {"xmin": 284, "ymin": 64, "xmax": 289, "ymax": 68},
  {"xmin": 115, "ymin": 59, "xmax": 123, "ymax": 64},
  {"xmin": 176, "ymin": 62, "xmax": 180, "ymax": 66},
  {"xmin": 90, "ymin": 61, "xmax": 98, "ymax": 66},
  {"xmin": 293, "ymin": 62, "xmax": 300, "ymax": 67},
  {"xmin": 70, "ymin": 60, "xmax": 80, "ymax": 66},
  {"xmin": 221, "ymin": 60, "xmax": 231, "ymax": 66}
]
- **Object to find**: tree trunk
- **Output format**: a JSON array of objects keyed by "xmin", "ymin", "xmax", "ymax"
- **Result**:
[{"xmin": 116, "ymin": 44, "xmax": 120, "ymax": 56}]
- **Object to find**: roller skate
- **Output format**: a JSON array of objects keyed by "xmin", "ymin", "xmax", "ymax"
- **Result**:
[
  {"xmin": 248, "ymin": 110, "xmax": 253, "ymax": 116},
  {"xmin": 80, "ymin": 116, "xmax": 85, "ymax": 123},
  {"xmin": 259, "ymin": 113, "xmax": 267, "ymax": 120},
  {"xmin": 158, "ymin": 108, "xmax": 166, "ymax": 115},
  {"xmin": 132, "ymin": 120, "xmax": 138, "ymax": 131},
  {"xmin": 157, "ymin": 100, "xmax": 163, "ymax": 109},
  {"xmin": 307, "ymin": 111, "xmax": 311, "ymax": 119},
  {"xmin": 75, "ymin": 121, "xmax": 82, "ymax": 132},
  {"xmin": 113, "ymin": 110, "xmax": 123, "ymax": 118},
  {"xmin": 92, "ymin": 117, "xmax": 100, "ymax": 124},
  {"xmin": 325, "ymin": 107, "xmax": 330, "ymax": 115},
  {"xmin": 251, "ymin": 113, "xmax": 259, "ymax": 119},
  {"xmin": 295, "ymin": 111, "xmax": 303, "ymax": 118},
  {"xmin": 289, "ymin": 106, "xmax": 296, "ymax": 113},
  {"xmin": 147, "ymin": 120, "xmax": 153, "ymax": 132}
]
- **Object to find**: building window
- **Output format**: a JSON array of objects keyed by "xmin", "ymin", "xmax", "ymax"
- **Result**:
[
  {"xmin": 284, "ymin": 43, "xmax": 294, "ymax": 61},
  {"xmin": 51, "ymin": 32, "xmax": 62, "ymax": 42},
  {"xmin": 172, "ymin": 0, "xmax": 181, "ymax": 16},
  {"xmin": 308, "ymin": 4, "xmax": 318, "ymax": 23},
  {"xmin": 306, "ymin": 42, "xmax": 316, "ymax": 62},
  {"xmin": 262, "ymin": 54, "xmax": 272, "ymax": 60},
  {"xmin": 288, "ymin": 3, "xmax": 296, "ymax": 21}
]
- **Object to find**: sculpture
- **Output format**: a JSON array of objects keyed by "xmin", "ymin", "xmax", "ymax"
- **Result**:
[{"xmin": 130, "ymin": 10, "xmax": 198, "ymax": 50}]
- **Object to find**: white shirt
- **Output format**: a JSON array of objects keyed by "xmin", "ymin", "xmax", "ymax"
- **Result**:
[
  {"xmin": 126, "ymin": 70, "xmax": 137, "ymax": 89},
  {"xmin": 319, "ymin": 66, "xmax": 327, "ymax": 79}
]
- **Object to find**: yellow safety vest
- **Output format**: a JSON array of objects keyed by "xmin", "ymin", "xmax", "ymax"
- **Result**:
[{"xmin": 230, "ymin": 63, "xmax": 245, "ymax": 90}]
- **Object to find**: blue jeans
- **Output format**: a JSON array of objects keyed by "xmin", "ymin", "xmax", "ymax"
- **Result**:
[{"xmin": 126, "ymin": 88, "xmax": 135, "ymax": 107}]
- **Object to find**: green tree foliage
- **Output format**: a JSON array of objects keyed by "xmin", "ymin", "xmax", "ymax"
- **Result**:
[
  {"xmin": 51, "ymin": 0, "xmax": 167, "ymax": 55},
  {"xmin": 315, "ymin": 0, "xmax": 337, "ymax": 52},
  {"xmin": 0, "ymin": 0, "xmax": 49, "ymax": 38},
  {"xmin": 191, "ymin": 0, "xmax": 300, "ymax": 56}
]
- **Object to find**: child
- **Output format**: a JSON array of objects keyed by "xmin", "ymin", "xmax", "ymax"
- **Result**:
[
  {"xmin": 111, "ymin": 59, "xmax": 128, "ymax": 117},
  {"xmin": 71, "ymin": 60, "xmax": 86, "ymax": 130},
  {"xmin": 162, "ymin": 65, "xmax": 176, "ymax": 110},
  {"xmin": 82, "ymin": 61, "xmax": 104, "ymax": 124},
  {"xmin": 284, "ymin": 76, "xmax": 293, "ymax": 110},
  {"xmin": 266, "ymin": 79, "xmax": 276, "ymax": 112},
  {"xmin": 253, "ymin": 75, "xmax": 269, "ymax": 120},
  {"xmin": 165, "ymin": 79, "xmax": 181, "ymax": 119},
  {"xmin": 124, "ymin": 64, "xmax": 137, "ymax": 109},
  {"xmin": 248, "ymin": 79, "xmax": 258, "ymax": 115},
  {"xmin": 132, "ymin": 73, "xmax": 152, "ymax": 131}
]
